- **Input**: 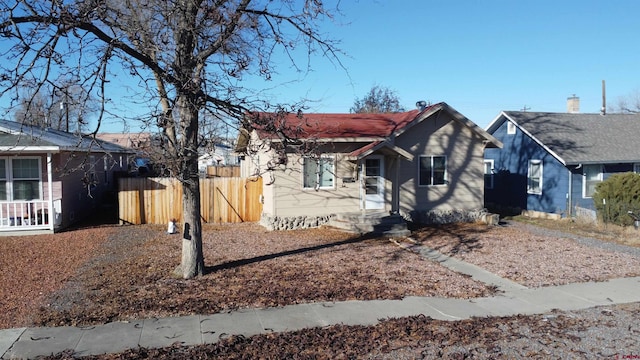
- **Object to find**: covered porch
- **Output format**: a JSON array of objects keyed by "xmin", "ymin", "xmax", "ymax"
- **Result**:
[
  {"xmin": 347, "ymin": 140, "xmax": 414, "ymax": 214},
  {"xmin": 0, "ymin": 152, "xmax": 58, "ymax": 234}
]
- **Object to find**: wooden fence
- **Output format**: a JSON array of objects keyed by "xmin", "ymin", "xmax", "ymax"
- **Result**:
[
  {"xmin": 206, "ymin": 165, "xmax": 240, "ymax": 177},
  {"xmin": 118, "ymin": 176, "xmax": 263, "ymax": 225}
]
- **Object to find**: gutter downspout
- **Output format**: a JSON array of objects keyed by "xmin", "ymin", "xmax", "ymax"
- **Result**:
[{"xmin": 567, "ymin": 167, "xmax": 572, "ymax": 218}]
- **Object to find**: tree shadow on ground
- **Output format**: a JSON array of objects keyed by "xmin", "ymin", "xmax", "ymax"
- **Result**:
[
  {"xmin": 205, "ymin": 232, "xmax": 381, "ymax": 274},
  {"xmin": 408, "ymin": 222, "xmax": 489, "ymax": 255}
]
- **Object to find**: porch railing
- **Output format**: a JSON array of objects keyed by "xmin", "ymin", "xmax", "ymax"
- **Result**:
[{"xmin": 0, "ymin": 200, "xmax": 54, "ymax": 231}]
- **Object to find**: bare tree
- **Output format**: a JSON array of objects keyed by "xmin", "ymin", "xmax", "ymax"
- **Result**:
[
  {"xmin": 610, "ymin": 89, "xmax": 640, "ymax": 114},
  {"xmin": 14, "ymin": 80, "xmax": 98, "ymax": 132},
  {"xmin": 350, "ymin": 85, "xmax": 404, "ymax": 113},
  {"xmin": 0, "ymin": 0, "xmax": 343, "ymax": 279}
]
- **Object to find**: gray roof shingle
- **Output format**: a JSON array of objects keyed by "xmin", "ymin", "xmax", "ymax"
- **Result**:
[
  {"xmin": 0, "ymin": 119, "xmax": 132, "ymax": 153},
  {"xmin": 501, "ymin": 111, "xmax": 640, "ymax": 165}
]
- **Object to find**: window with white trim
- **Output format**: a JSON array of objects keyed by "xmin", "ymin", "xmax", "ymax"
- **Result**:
[
  {"xmin": 0, "ymin": 157, "xmax": 42, "ymax": 201},
  {"xmin": 583, "ymin": 164, "xmax": 602, "ymax": 198},
  {"xmin": 303, "ymin": 156, "xmax": 335, "ymax": 189},
  {"xmin": 527, "ymin": 160, "xmax": 543, "ymax": 194},
  {"xmin": 484, "ymin": 160, "xmax": 494, "ymax": 189},
  {"xmin": 0, "ymin": 159, "xmax": 6, "ymax": 201},
  {"xmin": 507, "ymin": 121, "xmax": 516, "ymax": 135},
  {"xmin": 419, "ymin": 155, "xmax": 447, "ymax": 186}
]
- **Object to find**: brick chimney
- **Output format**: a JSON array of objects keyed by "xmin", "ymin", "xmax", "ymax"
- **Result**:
[{"xmin": 567, "ymin": 95, "xmax": 580, "ymax": 113}]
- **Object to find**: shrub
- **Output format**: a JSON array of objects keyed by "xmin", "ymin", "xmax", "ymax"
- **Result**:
[{"xmin": 593, "ymin": 172, "xmax": 640, "ymax": 226}]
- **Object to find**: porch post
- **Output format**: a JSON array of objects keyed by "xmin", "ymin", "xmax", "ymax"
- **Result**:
[
  {"xmin": 359, "ymin": 160, "xmax": 364, "ymax": 212},
  {"xmin": 47, "ymin": 152, "xmax": 54, "ymax": 232},
  {"xmin": 393, "ymin": 155, "xmax": 400, "ymax": 214}
]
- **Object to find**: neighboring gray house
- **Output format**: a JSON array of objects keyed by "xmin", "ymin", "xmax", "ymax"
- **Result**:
[
  {"xmin": 0, "ymin": 119, "xmax": 132, "ymax": 234},
  {"xmin": 484, "ymin": 110, "xmax": 640, "ymax": 218},
  {"xmin": 237, "ymin": 102, "xmax": 502, "ymax": 231}
]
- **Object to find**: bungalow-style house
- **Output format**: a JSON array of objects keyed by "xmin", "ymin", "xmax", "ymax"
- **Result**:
[
  {"xmin": 236, "ymin": 102, "xmax": 502, "ymax": 231},
  {"xmin": 0, "ymin": 119, "xmax": 133, "ymax": 233},
  {"xmin": 484, "ymin": 110, "xmax": 640, "ymax": 219}
]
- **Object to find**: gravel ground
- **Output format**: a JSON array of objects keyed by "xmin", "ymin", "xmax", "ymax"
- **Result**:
[
  {"xmin": 409, "ymin": 221, "xmax": 640, "ymax": 288},
  {"xmin": 510, "ymin": 220, "xmax": 640, "ymax": 257}
]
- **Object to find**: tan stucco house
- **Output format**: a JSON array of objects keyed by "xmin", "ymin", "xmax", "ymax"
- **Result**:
[
  {"xmin": 0, "ymin": 119, "xmax": 132, "ymax": 234},
  {"xmin": 237, "ymin": 102, "xmax": 502, "ymax": 231}
]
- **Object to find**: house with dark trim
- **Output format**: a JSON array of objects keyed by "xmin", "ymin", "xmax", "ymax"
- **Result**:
[{"xmin": 484, "ymin": 109, "xmax": 640, "ymax": 218}]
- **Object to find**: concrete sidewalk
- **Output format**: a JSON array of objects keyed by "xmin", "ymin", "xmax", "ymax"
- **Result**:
[{"xmin": 2, "ymin": 243, "xmax": 640, "ymax": 359}]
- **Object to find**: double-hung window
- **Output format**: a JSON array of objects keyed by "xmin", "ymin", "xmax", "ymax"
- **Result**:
[
  {"xmin": 303, "ymin": 156, "xmax": 335, "ymax": 189},
  {"xmin": 419, "ymin": 155, "xmax": 447, "ymax": 186},
  {"xmin": 0, "ymin": 159, "xmax": 6, "ymax": 201},
  {"xmin": 0, "ymin": 157, "xmax": 42, "ymax": 201},
  {"xmin": 583, "ymin": 164, "xmax": 602, "ymax": 198},
  {"xmin": 527, "ymin": 160, "xmax": 543, "ymax": 194}
]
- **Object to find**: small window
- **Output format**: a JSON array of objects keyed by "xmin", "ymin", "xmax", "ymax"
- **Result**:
[
  {"xmin": 419, "ymin": 156, "xmax": 447, "ymax": 186},
  {"xmin": 11, "ymin": 158, "xmax": 41, "ymax": 200},
  {"xmin": 634, "ymin": 163, "xmax": 640, "ymax": 173},
  {"xmin": 303, "ymin": 156, "xmax": 335, "ymax": 189},
  {"xmin": 484, "ymin": 160, "xmax": 494, "ymax": 189},
  {"xmin": 527, "ymin": 160, "xmax": 543, "ymax": 194},
  {"xmin": 583, "ymin": 164, "xmax": 602, "ymax": 198},
  {"xmin": 507, "ymin": 121, "xmax": 516, "ymax": 135}
]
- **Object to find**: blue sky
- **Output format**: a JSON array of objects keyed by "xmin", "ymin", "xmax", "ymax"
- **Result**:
[
  {"xmin": 2, "ymin": 1, "xmax": 640, "ymax": 132},
  {"xmin": 257, "ymin": 0, "xmax": 640, "ymax": 129}
]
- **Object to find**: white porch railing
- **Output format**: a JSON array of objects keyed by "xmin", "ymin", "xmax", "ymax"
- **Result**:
[{"xmin": 0, "ymin": 200, "xmax": 54, "ymax": 231}]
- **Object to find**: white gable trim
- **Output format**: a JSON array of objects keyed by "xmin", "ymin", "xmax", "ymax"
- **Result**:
[
  {"xmin": 484, "ymin": 111, "xmax": 509, "ymax": 133},
  {"xmin": 0, "ymin": 146, "xmax": 60, "ymax": 153},
  {"xmin": 500, "ymin": 113, "xmax": 567, "ymax": 166}
]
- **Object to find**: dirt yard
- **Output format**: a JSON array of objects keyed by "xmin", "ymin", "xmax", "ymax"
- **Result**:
[{"xmin": 2, "ymin": 218, "xmax": 640, "ymax": 358}]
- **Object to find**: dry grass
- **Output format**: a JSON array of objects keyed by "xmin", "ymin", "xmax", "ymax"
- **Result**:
[{"xmin": 511, "ymin": 215, "xmax": 640, "ymax": 247}]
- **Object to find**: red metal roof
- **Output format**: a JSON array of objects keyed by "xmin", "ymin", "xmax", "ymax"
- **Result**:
[{"xmin": 250, "ymin": 103, "xmax": 441, "ymax": 140}]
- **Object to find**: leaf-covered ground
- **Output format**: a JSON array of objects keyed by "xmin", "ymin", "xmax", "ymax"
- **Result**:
[
  {"xmin": 31, "ymin": 223, "xmax": 493, "ymax": 328},
  {"xmin": 3, "ymin": 218, "xmax": 640, "ymax": 358}
]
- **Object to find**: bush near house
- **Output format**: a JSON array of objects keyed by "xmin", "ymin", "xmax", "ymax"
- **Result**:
[{"xmin": 593, "ymin": 172, "xmax": 640, "ymax": 226}]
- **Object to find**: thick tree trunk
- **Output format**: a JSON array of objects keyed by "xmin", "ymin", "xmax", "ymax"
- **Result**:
[
  {"xmin": 175, "ymin": 88, "xmax": 205, "ymax": 279},
  {"xmin": 179, "ymin": 171, "xmax": 204, "ymax": 279}
]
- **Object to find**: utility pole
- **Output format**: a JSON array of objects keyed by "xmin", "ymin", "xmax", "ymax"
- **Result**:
[
  {"xmin": 64, "ymin": 87, "xmax": 69, "ymax": 132},
  {"xmin": 59, "ymin": 88, "xmax": 69, "ymax": 132}
]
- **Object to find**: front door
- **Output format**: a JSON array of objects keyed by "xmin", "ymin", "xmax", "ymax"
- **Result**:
[{"xmin": 362, "ymin": 156, "xmax": 384, "ymax": 210}]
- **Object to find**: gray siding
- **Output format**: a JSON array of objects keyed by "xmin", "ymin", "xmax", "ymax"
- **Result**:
[{"xmin": 396, "ymin": 112, "xmax": 485, "ymax": 214}]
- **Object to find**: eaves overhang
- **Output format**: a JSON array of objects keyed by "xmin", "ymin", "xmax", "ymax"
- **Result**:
[
  {"xmin": 0, "ymin": 146, "xmax": 61, "ymax": 153},
  {"xmin": 346, "ymin": 141, "xmax": 414, "ymax": 161}
]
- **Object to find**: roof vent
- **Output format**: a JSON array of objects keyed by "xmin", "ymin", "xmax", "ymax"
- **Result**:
[
  {"xmin": 416, "ymin": 100, "xmax": 428, "ymax": 111},
  {"xmin": 567, "ymin": 95, "xmax": 580, "ymax": 114}
]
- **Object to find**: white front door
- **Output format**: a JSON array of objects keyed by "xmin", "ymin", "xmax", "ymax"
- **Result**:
[{"xmin": 362, "ymin": 156, "xmax": 384, "ymax": 210}]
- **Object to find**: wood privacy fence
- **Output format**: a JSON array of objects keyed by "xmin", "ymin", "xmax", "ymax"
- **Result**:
[
  {"xmin": 118, "ymin": 177, "xmax": 263, "ymax": 225},
  {"xmin": 206, "ymin": 165, "xmax": 240, "ymax": 177}
]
